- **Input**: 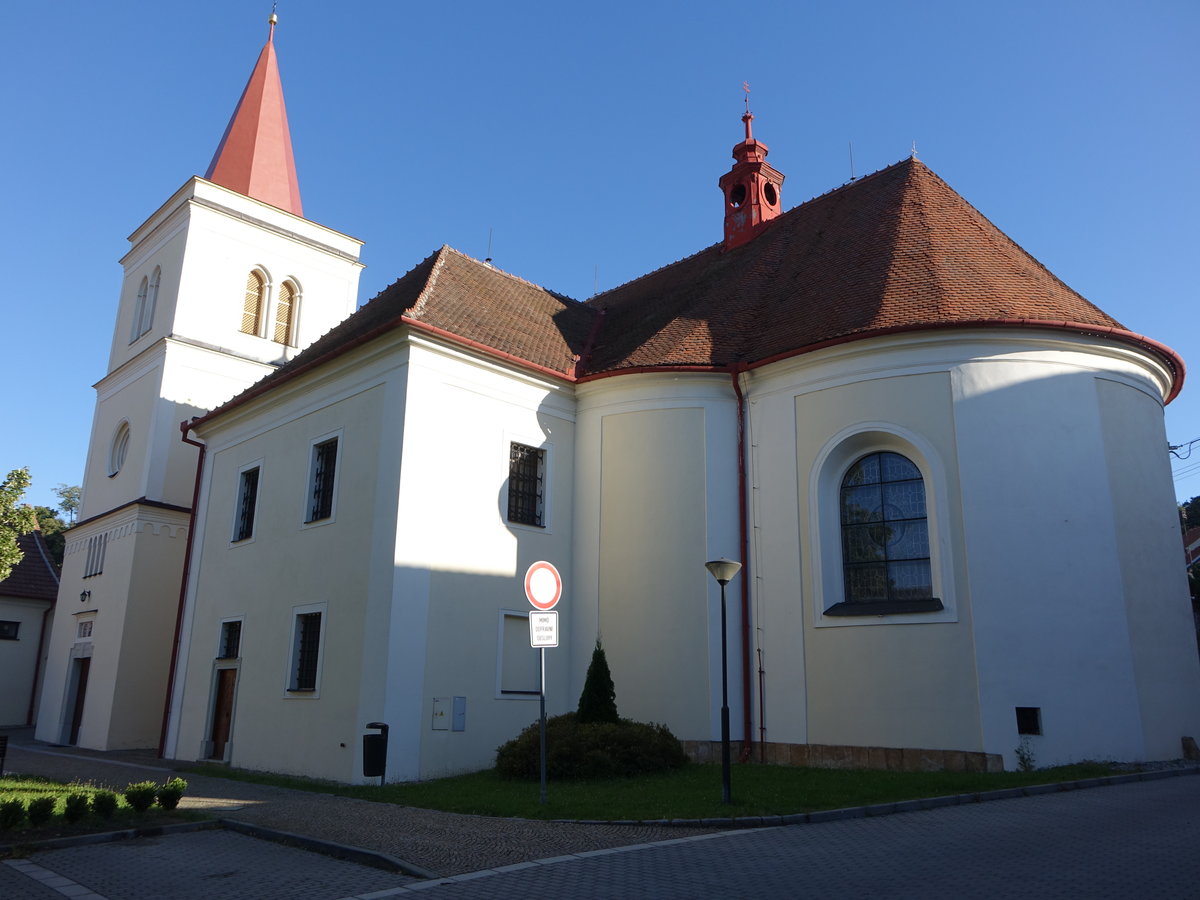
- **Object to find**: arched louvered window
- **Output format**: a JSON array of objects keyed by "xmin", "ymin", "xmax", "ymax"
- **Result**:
[
  {"xmin": 273, "ymin": 280, "xmax": 297, "ymax": 345},
  {"xmin": 241, "ymin": 270, "xmax": 266, "ymax": 336},
  {"xmin": 130, "ymin": 277, "xmax": 149, "ymax": 343},
  {"xmin": 140, "ymin": 267, "xmax": 160, "ymax": 338}
]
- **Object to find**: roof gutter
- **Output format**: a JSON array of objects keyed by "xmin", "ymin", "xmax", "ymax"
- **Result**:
[
  {"xmin": 729, "ymin": 365, "xmax": 754, "ymax": 762},
  {"xmin": 576, "ymin": 319, "xmax": 1185, "ymax": 402}
]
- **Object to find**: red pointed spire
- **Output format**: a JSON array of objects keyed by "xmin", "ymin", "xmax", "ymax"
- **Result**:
[
  {"xmin": 204, "ymin": 13, "xmax": 303, "ymax": 216},
  {"xmin": 718, "ymin": 86, "xmax": 784, "ymax": 249}
]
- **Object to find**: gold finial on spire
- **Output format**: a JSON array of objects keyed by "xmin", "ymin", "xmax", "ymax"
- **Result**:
[{"xmin": 268, "ymin": 3, "xmax": 278, "ymax": 40}]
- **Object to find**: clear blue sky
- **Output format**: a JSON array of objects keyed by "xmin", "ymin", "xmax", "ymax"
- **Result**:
[{"xmin": 2, "ymin": 0, "xmax": 1197, "ymax": 512}]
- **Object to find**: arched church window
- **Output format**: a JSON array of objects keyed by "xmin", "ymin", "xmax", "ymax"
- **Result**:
[
  {"xmin": 273, "ymin": 280, "xmax": 297, "ymax": 346},
  {"xmin": 108, "ymin": 421, "xmax": 131, "ymax": 477},
  {"xmin": 836, "ymin": 451, "xmax": 940, "ymax": 615},
  {"xmin": 129, "ymin": 277, "xmax": 149, "ymax": 343},
  {"xmin": 241, "ymin": 270, "xmax": 266, "ymax": 336}
]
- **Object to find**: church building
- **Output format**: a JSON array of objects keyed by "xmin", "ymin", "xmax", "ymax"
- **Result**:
[{"xmin": 40, "ymin": 18, "xmax": 1200, "ymax": 782}]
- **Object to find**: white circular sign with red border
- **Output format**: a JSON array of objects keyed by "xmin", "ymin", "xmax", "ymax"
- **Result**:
[{"xmin": 524, "ymin": 561, "xmax": 562, "ymax": 611}]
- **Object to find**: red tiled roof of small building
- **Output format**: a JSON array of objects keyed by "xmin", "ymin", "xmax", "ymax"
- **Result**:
[{"xmin": 0, "ymin": 531, "xmax": 59, "ymax": 602}]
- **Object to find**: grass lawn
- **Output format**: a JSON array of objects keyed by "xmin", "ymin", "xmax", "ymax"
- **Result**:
[
  {"xmin": 183, "ymin": 760, "xmax": 1123, "ymax": 822},
  {"xmin": 0, "ymin": 776, "xmax": 200, "ymax": 851}
]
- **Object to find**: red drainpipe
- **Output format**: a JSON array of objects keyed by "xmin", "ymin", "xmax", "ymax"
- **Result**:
[
  {"xmin": 157, "ymin": 420, "xmax": 205, "ymax": 757},
  {"xmin": 730, "ymin": 367, "xmax": 753, "ymax": 762}
]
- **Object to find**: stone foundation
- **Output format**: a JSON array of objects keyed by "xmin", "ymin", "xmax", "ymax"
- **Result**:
[{"xmin": 681, "ymin": 740, "xmax": 1004, "ymax": 773}]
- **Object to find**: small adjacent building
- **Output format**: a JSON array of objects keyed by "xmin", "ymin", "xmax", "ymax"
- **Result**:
[{"xmin": 0, "ymin": 531, "xmax": 59, "ymax": 726}]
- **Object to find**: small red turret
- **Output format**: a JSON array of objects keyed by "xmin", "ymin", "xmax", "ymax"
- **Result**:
[{"xmin": 718, "ymin": 89, "xmax": 785, "ymax": 250}]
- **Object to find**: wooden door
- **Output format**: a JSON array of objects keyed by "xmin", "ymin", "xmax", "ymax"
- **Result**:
[
  {"xmin": 68, "ymin": 657, "xmax": 90, "ymax": 745},
  {"xmin": 209, "ymin": 669, "xmax": 237, "ymax": 760}
]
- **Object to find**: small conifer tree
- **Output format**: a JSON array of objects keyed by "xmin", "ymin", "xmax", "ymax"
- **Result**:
[{"xmin": 576, "ymin": 639, "xmax": 619, "ymax": 723}]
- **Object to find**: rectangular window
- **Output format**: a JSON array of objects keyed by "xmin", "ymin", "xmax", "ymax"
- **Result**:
[
  {"xmin": 219, "ymin": 620, "xmax": 242, "ymax": 659},
  {"xmin": 499, "ymin": 612, "xmax": 541, "ymax": 695},
  {"xmin": 83, "ymin": 533, "xmax": 107, "ymax": 578},
  {"xmin": 289, "ymin": 612, "xmax": 322, "ymax": 692},
  {"xmin": 233, "ymin": 467, "xmax": 260, "ymax": 541},
  {"xmin": 507, "ymin": 442, "xmax": 545, "ymax": 527},
  {"xmin": 307, "ymin": 438, "xmax": 338, "ymax": 523},
  {"xmin": 0, "ymin": 621, "xmax": 19, "ymax": 640},
  {"xmin": 76, "ymin": 620, "xmax": 93, "ymax": 639}
]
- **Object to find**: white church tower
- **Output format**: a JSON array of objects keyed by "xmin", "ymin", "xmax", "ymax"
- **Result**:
[{"xmin": 37, "ymin": 15, "xmax": 363, "ymax": 750}]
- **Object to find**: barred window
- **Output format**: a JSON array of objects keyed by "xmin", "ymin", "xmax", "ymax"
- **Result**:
[
  {"xmin": 834, "ymin": 452, "xmax": 942, "ymax": 616},
  {"xmin": 289, "ymin": 612, "xmax": 322, "ymax": 692},
  {"xmin": 233, "ymin": 467, "xmax": 260, "ymax": 541},
  {"xmin": 219, "ymin": 620, "xmax": 242, "ymax": 659},
  {"xmin": 307, "ymin": 438, "xmax": 338, "ymax": 523},
  {"xmin": 507, "ymin": 443, "xmax": 545, "ymax": 527},
  {"xmin": 273, "ymin": 280, "xmax": 297, "ymax": 345},
  {"xmin": 241, "ymin": 270, "xmax": 266, "ymax": 336}
]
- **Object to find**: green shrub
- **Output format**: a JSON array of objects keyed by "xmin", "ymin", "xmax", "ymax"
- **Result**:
[
  {"xmin": 63, "ymin": 792, "xmax": 91, "ymax": 823},
  {"xmin": 123, "ymin": 781, "xmax": 158, "ymax": 813},
  {"xmin": 91, "ymin": 790, "xmax": 118, "ymax": 819},
  {"xmin": 156, "ymin": 777, "xmax": 188, "ymax": 811},
  {"xmin": 576, "ymin": 640, "xmax": 619, "ymax": 724},
  {"xmin": 27, "ymin": 796, "xmax": 56, "ymax": 827},
  {"xmin": 0, "ymin": 798, "xmax": 24, "ymax": 830},
  {"xmin": 496, "ymin": 712, "xmax": 688, "ymax": 780}
]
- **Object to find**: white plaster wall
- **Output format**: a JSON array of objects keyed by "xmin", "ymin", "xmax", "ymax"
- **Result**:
[
  {"xmin": 396, "ymin": 341, "xmax": 576, "ymax": 780},
  {"xmin": 1095, "ymin": 378, "xmax": 1200, "ymax": 758},
  {"xmin": 171, "ymin": 376, "xmax": 386, "ymax": 780},
  {"xmin": 953, "ymin": 340, "xmax": 1178, "ymax": 767},
  {"xmin": 574, "ymin": 375, "xmax": 741, "ymax": 744}
]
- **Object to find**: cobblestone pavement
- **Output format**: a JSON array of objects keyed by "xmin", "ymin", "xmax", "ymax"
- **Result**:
[{"xmin": 3, "ymin": 732, "xmax": 1198, "ymax": 899}]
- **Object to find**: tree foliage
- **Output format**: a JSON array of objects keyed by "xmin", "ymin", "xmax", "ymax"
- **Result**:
[
  {"xmin": 0, "ymin": 468, "xmax": 37, "ymax": 583},
  {"xmin": 53, "ymin": 483, "xmax": 81, "ymax": 525},
  {"xmin": 32, "ymin": 506, "xmax": 67, "ymax": 568},
  {"xmin": 576, "ymin": 639, "xmax": 619, "ymax": 724}
]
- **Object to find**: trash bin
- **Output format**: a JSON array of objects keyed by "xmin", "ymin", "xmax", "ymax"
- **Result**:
[{"xmin": 363, "ymin": 722, "xmax": 388, "ymax": 782}]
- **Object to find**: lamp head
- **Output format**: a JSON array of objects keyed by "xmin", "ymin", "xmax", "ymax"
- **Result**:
[{"xmin": 705, "ymin": 558, "xmax": 742, "ymax": 586}]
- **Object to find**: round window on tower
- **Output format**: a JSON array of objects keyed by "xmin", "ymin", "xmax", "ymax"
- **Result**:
[
  {"xmin": 763, "ymin": 183, "xmax": 778, "ymax": 207},
  {"xmin": 729, "ymin": 183, "xmax": 747, "ymax": 208},
  {"xmin": 108, "ymin": 421, "xmax": 131, "ymax": 477}
]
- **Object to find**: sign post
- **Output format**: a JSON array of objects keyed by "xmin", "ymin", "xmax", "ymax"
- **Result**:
[{"xmin": 524, "ymin": 561, "xmax": 561, "ymax": 805}]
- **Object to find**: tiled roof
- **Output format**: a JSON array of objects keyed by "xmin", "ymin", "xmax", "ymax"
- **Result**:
[
  {"xmin": 581, "ymin": 157, "xmax": 1133, "ymax": 374},
  {"xmin": 0, "ymin": 531, "xmax": 59, "ymax": 602},
  {"xmin": 195, "ymin": 158, "xmax": 1182, "ymax": 428}
]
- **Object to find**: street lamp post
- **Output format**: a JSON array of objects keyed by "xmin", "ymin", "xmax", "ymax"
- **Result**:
[{"xmin": 705, "ymin": 557, "xmax": 742, "ymax": 804}]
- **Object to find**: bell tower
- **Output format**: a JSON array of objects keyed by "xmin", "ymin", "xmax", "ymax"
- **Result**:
[
  {"xmin": 718, "ymin": 91, "xmax": 785, "ymax": 250},
  {"xmin": 37, "ymin": 14, "xmax": 363, "ymax": 752}
]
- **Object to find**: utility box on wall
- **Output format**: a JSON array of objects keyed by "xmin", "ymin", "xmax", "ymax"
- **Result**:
[{"xmin": 452, "ymin": 696, "xmax": 466, "ymax": 732}]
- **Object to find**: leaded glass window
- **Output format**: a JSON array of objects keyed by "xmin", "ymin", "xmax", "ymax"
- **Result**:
[{"xmin": 836, "ymin": 451, "xmax": 940, "ymax": 614}]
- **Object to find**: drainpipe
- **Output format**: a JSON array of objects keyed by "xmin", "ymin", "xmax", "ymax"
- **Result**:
[
  {"xmin": 26, "ymin": 530, "xmax": 59, "ymax": 726},
  {"xmin": 730, "ymin": 367, "xmax": 753, "ymax": 762},
  {"xmin": 157, "ymin": 420, "xmax": 205, "ymax": 757}
]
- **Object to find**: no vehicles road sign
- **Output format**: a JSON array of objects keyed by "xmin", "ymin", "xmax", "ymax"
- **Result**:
[
  {"xmin": 524, "ymin": 561, "xmax": 562, "ymax": 610},
  {"xmin": 529, "ymin": 611, "xmax": 558, "ymax": 648}
]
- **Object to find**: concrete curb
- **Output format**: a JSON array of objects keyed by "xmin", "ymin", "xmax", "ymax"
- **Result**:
[{"xmin": 217, "ymin": 818, "xmax": 437, "ymax": 880}]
